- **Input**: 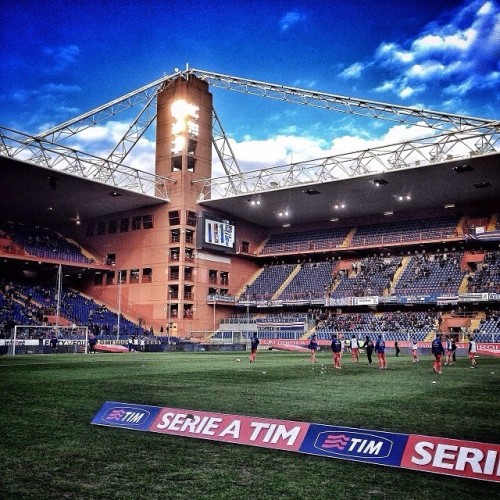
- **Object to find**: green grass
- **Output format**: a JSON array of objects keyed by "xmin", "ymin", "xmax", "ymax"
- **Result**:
[{"xmin": 1, "ymin": 350, "xmax": 499, "ymax": 499}]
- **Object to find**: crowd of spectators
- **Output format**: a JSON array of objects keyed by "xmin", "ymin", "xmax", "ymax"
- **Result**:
[
  {"xmin": 315, "ymin": 310, "xmax": 438, "ymax": 340},
  {"xmin": 467, "ymin": 252, "xmax": 500, "ymax": 293}
]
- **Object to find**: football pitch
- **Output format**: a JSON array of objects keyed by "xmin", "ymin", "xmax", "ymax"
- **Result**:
[{"xmin": 1, "ymin": 350, "xmax": 498, "ymax": 499}]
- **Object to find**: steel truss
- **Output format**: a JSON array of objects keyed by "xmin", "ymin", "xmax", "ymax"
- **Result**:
[
  {"xmin": 194, "ymin": 121, "xmax": 500, "ymax": 200},
  {"xmin": 188, "ymin": 68, "xmax": 495, "ymax": 132},
  {"xmin": 0, "ymin": 126, "xmax": 171, "ymax": 199}
]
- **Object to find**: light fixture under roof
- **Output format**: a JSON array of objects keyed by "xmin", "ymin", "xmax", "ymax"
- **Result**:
[
  {"xmin": 384, "ymin": 211, "xmax": 394, "ymax": 216},
  {"xmin": 333, "ymin": 202, "xmax": 346, "ymax": 210},
  {"xmin": 303, "ymin": 189, "xmax": 321, "ymax": 195},
  {"xmin": 444, "ymin": 203, "xmax": 455, "ymax": 209},
  {"xmin": 453, "ymin": 164, "xmax": 473, "ymax": 173},
  {"xmin": 473, "ymin": 182, "xmax": 491, "ymax": 189},
  {"xmin": 396, "ymin": 194, "xmax": 411, "ymax": 202},
  {"xmin": 248, "ymin": 199, "xmax": 261, "ymax": 206},
  {"xmin": 278, "ymin": 210, "xmax": 289, "ymax": 217},
  {"xmin": 372, "ymin": 179, "xmax": 389, "ymax": 187},
  {"xmin": 110, "ymin": 191, "xmax": 122, "ymax": 197}
]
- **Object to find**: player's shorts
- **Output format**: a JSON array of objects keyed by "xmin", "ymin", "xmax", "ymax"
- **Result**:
[
  {"xmin": 434, "ymin": 354, "xmax": 442, "ymax": 361},
  {"xmin": 351, "ymin": 348, "xmax": 359, "ymax": 355},
  {"xmin": 469, "ymin": 352, "xmax": 476, "ymax": 359}
]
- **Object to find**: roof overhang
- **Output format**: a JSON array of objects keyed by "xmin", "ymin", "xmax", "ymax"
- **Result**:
[
  {"xmin": 0, "ymin": 155, "xmax": 167, "ymax": 227},
  {"xmin": 201, "ymin": 153, "xmax": 500, "ymax": 228}
]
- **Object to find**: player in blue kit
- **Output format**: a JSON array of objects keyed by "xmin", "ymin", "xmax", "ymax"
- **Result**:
[
  {"xmin": 431, "ymin": 333, "xmax": 445, "ymax": 374},
  {"xmin": 331, "ymin": 334, "xmax": 342, "ymax": 369},
  {"xmin": 308, "ymin": 333, "xmax": 318, "ymax": 363},
  {"xmin": 88, "ymin": 333, "xmax": 98, "ymax": 354},
  {"xmin": 50, "ymin": 334, "xmax": 58, "ymax": 354},
  {"xmin": 375, "ymin": 335, "xmax": 387, "ymax": 370}
]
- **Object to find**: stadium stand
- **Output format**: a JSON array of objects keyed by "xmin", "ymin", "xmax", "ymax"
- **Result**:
[
  {"xmin": 466, "ymin": 251, "xmax": 500, "ymax": 293},
  {"xmin": 330, "ymin": 256, "xmax": 402, "ymax": 298},
  {"xmin": 392, "ymin": 251, "xmax": 465, "ymax": 296},
  {"xmin": 0, "ymin": 220, "xmax": 94, "ymax": 264},
  {"xmin": 246, "ymin": 263, "xmax": 296, "ymax": 301},
  {"xmin": 0, "ymin": 278, "xmax": 143, "ymax": 338},
  {"xmin": 260, "ymin": 227, "xmax": 351, "ymax": 255},
  {"xmin": 350, "ymin": 216, "xmax": 460, "ymax": 247},
  {"xmin": 279, "ymin": 261, "xmax": 334, "ymax": 301},
  {"xmin": 1, "ymin": 224, "xmax": 499, "ymax": 344},
  {"xmin": 316, "ymin": 311, "xmax": 437, "ymax": 341}
]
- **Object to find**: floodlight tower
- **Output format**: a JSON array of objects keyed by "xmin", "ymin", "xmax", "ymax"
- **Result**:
[{"xmin": 155, "ymin": 75, "xmax": 213, "ymax": 337}]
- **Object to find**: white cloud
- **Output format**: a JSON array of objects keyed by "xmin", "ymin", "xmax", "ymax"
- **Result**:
[
  {"xmin": 210, "ymin": 121, "xmax": 437, "ymax": 178},
  {"xmin": 339, "ymin": 62, "xmax": 365, "ymax": 80},
  {"xmin": 345, "ymin": 1, "xmax": 500, "ymax": 105},
  {"xmin": 374, "ymin": 81, "xmax": 395, "ymax": 93},
  {"xmin": 398, "ymin": 86, "xmax": 416, "ymax": 99},
  {"xmin": 279, "ymin": 10, "xmax": 306, "ymax": 32},
  {"xmin": 293, "ymin": 78, "xmax": 317, "ymax": 88},
  {"xmin": 44, "ymin": 83, "xmax": 82, "ymax": 93},
  {"xmin": 43, "ymin": 45, "xmax": 80, "ymax": 72}
]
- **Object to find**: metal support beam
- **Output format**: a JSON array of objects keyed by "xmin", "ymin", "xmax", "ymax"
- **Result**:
[{"xmin": 188, "ymin": 68, "xmax": 495, "ymax": 132}]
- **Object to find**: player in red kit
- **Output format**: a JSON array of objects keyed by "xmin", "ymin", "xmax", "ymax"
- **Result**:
[{"xmin": 331, "ymin": 334, "xmax": 343, "ymax": 369}]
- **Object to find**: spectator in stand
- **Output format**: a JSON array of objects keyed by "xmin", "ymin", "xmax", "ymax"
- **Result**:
[
  {"xmin": 431, "ymin": 333, "xmax": 445, "ymax": 374},
  {"xmin": 331, "ymin": 334, "xmax": 343, "ymax": 369},
  {"xmin": 375, "ymin": 335, "xmax": 387, "ymax": 370},
  {"xmin": 468, "ymin": 336, "xmax": 477, "ymax": 369}
]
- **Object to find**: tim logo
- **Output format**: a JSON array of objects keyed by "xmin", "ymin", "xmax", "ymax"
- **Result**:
[
  {"xmin": 102, "ymin": 406, "xmax": 150, "ymax": 426},
  {"xmin": 314, "ymin": 431, "xmax": 393, "ymax": 459}
]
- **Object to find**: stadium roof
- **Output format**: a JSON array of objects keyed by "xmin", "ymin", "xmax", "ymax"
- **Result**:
[
  {"xmin": 1, "ymin": 151, "xmax": 498, "ymax": 229},
  {"xmin": 202, "ymin": 152, "xmax": 500, "ymax": 228},
  {"xmin": 0, "ymin": 155, "xmax": 165, "ymax": 227}
]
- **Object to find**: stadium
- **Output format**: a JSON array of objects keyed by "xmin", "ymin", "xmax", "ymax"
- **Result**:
[{"xmin": 1, "ymin": 67, "xmax": 499, "ymax": 498}]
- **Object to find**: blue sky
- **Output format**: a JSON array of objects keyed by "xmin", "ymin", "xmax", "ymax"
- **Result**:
[{"xmin": 1, "ymin": 0, "xmax": 499, "ymax": 175}]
